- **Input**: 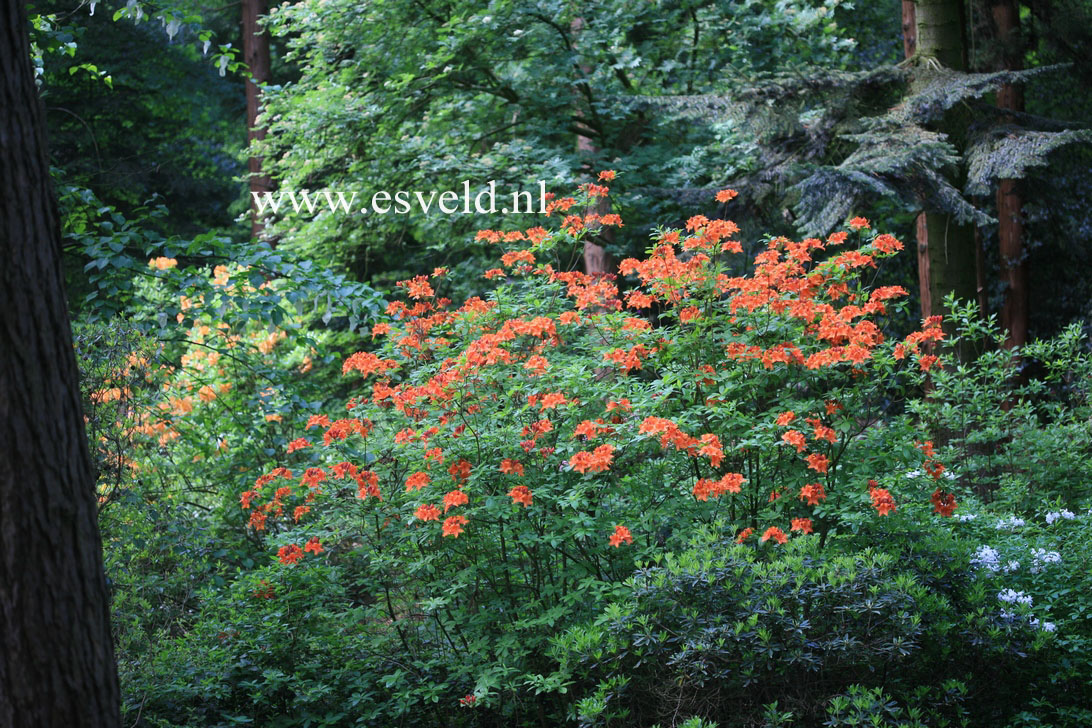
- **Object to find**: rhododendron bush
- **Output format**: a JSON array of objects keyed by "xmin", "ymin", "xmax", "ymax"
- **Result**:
[{"xmin": 236, "ymin": 177, "xmax": 967, "ymax": 715}]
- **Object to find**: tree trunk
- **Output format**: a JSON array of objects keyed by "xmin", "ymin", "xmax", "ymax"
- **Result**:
[
  {"xmin": 902, "ymin": 0, "xmax": 918, "ymax": 58},
  {"xmin": 244, "ymin": 0, "xmax": 274, "ymax": 240},
  {"xmin": 904, "ymin": 1, "xmax": 933, "ymax": 321},
  {"xmin": 914, "ymin": 0, "xmax": 978, "ymax": 349},
  {"xmin": 992, "ymin": 0, "xmax": 1028, "ymax": 347},
  {"xmin": 571, "ymin": 16, "xmax": 612, "ymax": 276},
  {"xmin": 0, "ymin": 1, "xmax": 121, "ymax": 725}
]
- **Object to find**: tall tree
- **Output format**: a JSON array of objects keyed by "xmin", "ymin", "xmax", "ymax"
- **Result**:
[
  {"xmin": 0, "ymin": 0, "xmax": 121, "ymax": 724},
  {"xmin": 992, "ymin": 0, "xmax": 1027, "ymax": 347},
  {"xmin": 243, "ymin": 0, "xmax": 274, "ymax": 239},
  {"xmin": 913, "ymin": 0, "xmax": 979, "ymax": 333}
]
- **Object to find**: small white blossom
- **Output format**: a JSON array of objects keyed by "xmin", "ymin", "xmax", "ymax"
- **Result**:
[
  {"xmin": 998, "ymin": 589, "xmax": 1033, "ymax": 606},
  {"xmin": 971, "ymin": 545, "xmax": 1001, "ymax": 572},
  {"xmin": 995, "ymin": 516, "xmax": 1026, "ymax": 531},
  {"xmin": 1004, "ymin": 560, "xmax": 1021, "ymax": 572},
  {"xmin": 1042, "ymin": 622, "xmax": 1057, "ymax": 632},
  {"xmin": 957, "ymin": 513, "xmax": 978, "ymax": 522},
  {"xmin": 1045, "ymin": 510, "xmax": 1076, "ymax": 525},
  {"xmin": 1030, "ymin": 548, "xmax": 1062, "ymax": 574}
]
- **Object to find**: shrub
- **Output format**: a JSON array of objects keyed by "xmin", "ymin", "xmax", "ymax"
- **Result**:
[
  {"xmin": 235, "ymin": 178, "xmax": 973, "ymax": 723},
  {"xmin": 553, "ymin": 528, "xmax": 1037, "ymax": 727}
]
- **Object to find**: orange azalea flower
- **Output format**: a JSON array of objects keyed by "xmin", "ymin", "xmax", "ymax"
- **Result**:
[
  {"xmin": 760, "ymin": 526, "xmax": 788, "ymax": 544},
  {"xmin": 736, "ymin": 527, "xmax": 755, "ymax": 543},
  {"xmin": 499, "ymin": 458, "xmax": 524, "ymax": 476},
  {"xmin": 598, "ymin": 170, "xmax": 616, "ymax": 181},
  {"xmin": 303, "ymin": 537, "xmax": 323, "ymax": 555},
  {"xmin": 293, "ymin": 505, "xmax": 310, "ymax": 522},
  {"xmin": 306, "ymin": 414, "xmax": 331, "ymax": 430},
  {"xmin": 523, "ymin": 355, "xmax": 549, "ymax": 375},
  {"xmin": 405, "ymin": 471, "xmax": 430, "ymax": 492},
  {"xmin": 538, "ymin": 391, "xmax": 567, "ymax": 410},
  {"xmin": 790, "ymin": 517, "xmax": 814, "ymax": 534},
  {"xmin": 931, "ymin": 488, "xmax": 957, "ymax": 517},
  {"xmin": 442, "ymin": 489, "xmax": 469, "ymax": 513},
  {"xmin": 919, "ymin": 354, "xmax": 940, "ymax": 372},
  {"xmin": 775, "ymin": 411, "xmax": 796, "ymax": 426},
  {"xmin": 573, "ymin": 418, "xmax": 611, "ymax": 440},
  {"xmin": 415, "ymin": 503, "xmax": 441, "ymax": 521},
  {"xmin": 805, "ymin": 453, "xmax": 830, "ymax": 473},
  {"xmin": 442, "ymin": 515, "xmax": 468, "ymax": 538},
  {"xmin": 278, "ymin": 544, "xmax": 304, "ymax": 565},
  {"xmin": 697, "ymin": 433, "xmax": 724, "ymax": 467},
  {"xmin": 849, "ymin": 216, "xmax": 870, "ymax": 230},
  {"xmin": 871, "ymin": 234, "xmax": 904, "ymax": 253},
  {"xmin": 570, "ymin": 444, "xmax": 615, "ymax": 473},
  {"xmin": 782, "ymin": 430, "xmax": 807, "ymax": 452},
  {"xmin": 449, "ymin": 459, "xmax": 472, "ymax": 482},
  {"xmin": 508, "ymin": 485, "xmax": 533, "ymax": 507},
  {"xmin": 606, "ymin": 398, "xmax": 632, "ymax": 412},
  {"xmin": 248, "ymin": 511, "xmax": 267, "ymax": 531},
  {"xmin": 371, "ymin": 322, "xmax": 391, "ymax": 337},
  {"xmin": 148, "ymin": 256, "xmax": 178, "ymax": 270},
  {"xmin": 870, "ymin": 487, "xmax": 896, "ymax": 516},
  {"xmin": 812, "ymin": 423, "xmax": 837, "ymax": 443},
  {"xmin": 715, "ymin": 188, "xmax": 738, "ymax": 203},
  {"xmin": 609, "ymin": 524, "xmax": 633, "ymax": 547},
  {"xmin": 799, "ymin": 483, "xmax": 827, "ymax": 506}
]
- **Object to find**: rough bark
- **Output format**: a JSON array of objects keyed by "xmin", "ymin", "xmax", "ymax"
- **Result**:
[
  {"xmin": 904, "ymin": 1, "xmax": 932, "ymax": 321},
  {"xmin": 244, "ymin": 0, "xmax": 274, "ymax": 240},
  {"xmin": 992, "ymin": 0, "xmax": 1028, "ymax": 347},
  {"xmin": 902, "ymin": 0, "xmax": 918, "ymax": 58},
  {"xmin": 914, "ymin": 0, "xmax": 978, "ymax": 350},
  {"xmin": 0, "ymin": 1, "xmax": 121, "ymax": 725},
  {"xmin": 571, "ymin": 16, "xmax": 612, "ymax": 276}
]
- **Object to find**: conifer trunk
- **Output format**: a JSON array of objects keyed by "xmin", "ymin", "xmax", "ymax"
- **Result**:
[
  {"xmin": 914, "ymin": 0, "xmax": 978, "ymax": 342},
  {"xmin": 0, "ymin": 0, "xmax": 121, "ymax": 723},
  {"xmin": 904, "ymin": 1, "xmax": 932, "ymax": 320},
  {"xmin": 244, "ymin": 0, "xmax": 274, "ymax": 240},
  {"xmin": 992, "ymin": 0, "xmax": 1028, "ymax": 347},
  {"xmin": 571, "ymin": 16, "xmax": 612, "ymax": 276}
]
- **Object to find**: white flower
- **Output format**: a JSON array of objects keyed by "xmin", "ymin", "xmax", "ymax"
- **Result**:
[
  {"xmin": 971, "ymin": 545, "xmax": 1000, "ymax": 572},
  {"xmin": 1042, "ymin": 622, "xmax": 1057, "ymax": 633},
  {"xmin": 1045, "ymin": 510, "xmax": 1076, "ymax": 525},
  {"xmin": 1004, "ymin": 560, "xmax": 1021, "ymax": 572},
  {"xmin": 996, "ymin": 516, "xmax": 1026, "ymax": 531},
  {"xmin": 998, "ymin": 589, "xmax": 1033, "ymax": 606},
  {"xmin": 1030, "ymin": 548, "xmax": 1062, "ymax": 574},
  {"xmin": 957, "ymin": 513, "xmax": 978, "ymax": 522}
]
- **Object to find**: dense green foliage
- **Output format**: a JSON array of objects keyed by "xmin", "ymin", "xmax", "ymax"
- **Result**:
[{"xmin": 22, "ymin": 0, "xmax": 1092, "ymax": 726}]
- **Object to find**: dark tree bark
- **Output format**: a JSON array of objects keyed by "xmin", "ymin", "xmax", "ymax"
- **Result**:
[
  {"xmin": 902, "ymin": 0, "xmax": 918, "ymax": 58},
  {"xmin": 992, "ymin": 0, "xmax": 1028, "ymax": 347},
  {"xmin": 571, "ymin": 16, "xmax": 612, "ymax": 276},
  {"xmin": 244, "ymin": 0, "xmax": 274, "ymax": 240},
  {"xmin": 0, "ymin": 2, "xmax": 121, "ymax": 725},
  {"xmin": 904, "ymin": 1, "xmax": 933, "ymax": 321},
  {"xmin": 914, "ymin": 0, "xmax": 979, "ymax": 353}
]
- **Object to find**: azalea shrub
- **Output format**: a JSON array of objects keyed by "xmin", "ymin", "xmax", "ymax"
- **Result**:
[
  {"xmin": 230, "ymin": 175, "xmax": 977, "ymax": 723},
  {"xmin": 907, "ymin": 302, "xmax": 1092, "ymax": 513},
  {"xmin": 552, "ymin": 528, "xmax": 1036, "ymax": 728}
]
